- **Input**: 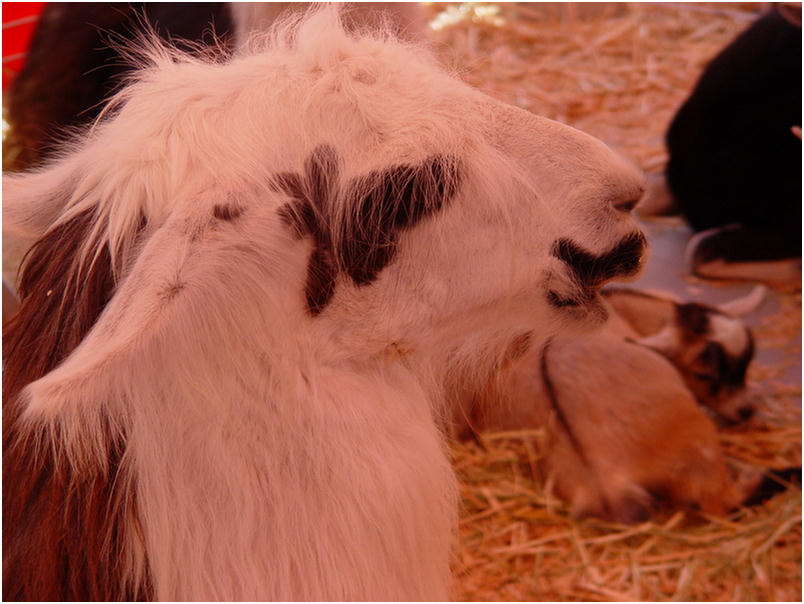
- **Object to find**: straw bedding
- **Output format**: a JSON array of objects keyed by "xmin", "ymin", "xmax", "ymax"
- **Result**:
[{"xmin": 426, "ymin": 3, "xmax": 801, "ymax": 600}]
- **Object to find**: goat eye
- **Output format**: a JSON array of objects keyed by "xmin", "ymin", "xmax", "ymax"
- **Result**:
[{"xmin": 693, "ymin": 371, "xmax": 723, "ymax": 395}]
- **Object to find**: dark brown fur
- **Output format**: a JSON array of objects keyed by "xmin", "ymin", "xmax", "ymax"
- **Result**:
[
  {"xmin": 339, "ymin": 155, "xmax": 461, "ymax": 285},
  {"xmin": 547, "ymin": 233, "xmax": 646, "ymax": 308},
  {"xmin": 274, "ymin": 146, "xmax": 461, "ymax": 315},
  {"xmin": 212, "ymin": 203, "xmax": 244, "ymax": 221},
  {"xmin": 5, "ymin": 3, "xmax": 233, "ymax": 171},
  {"xmin": 272, "ymin": 146, "xmax": 340, "ymax": 315},
  {"xmin": 3, "ymin": 211, "xmax": 152, "ymax": 600}
]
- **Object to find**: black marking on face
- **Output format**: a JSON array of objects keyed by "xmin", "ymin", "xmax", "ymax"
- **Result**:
[
  {"xmin": 278, "ymin": 199, "xmax": 316, "ymax": 240},
  {"xmin": 305, "ymin": 246, "xmax": 337, "ymax": 315},
  {"xmin": 273, "ymin": 146, "xmax": 461, "ymax": 315},
  {"xmin": 159, "ymin": 281, "xmax": 185, "ymax": 303},
  {"xmin": 546, "ymin": 290, "xmax": 583, "ymax": 308},
  {"xmin": 271, "ymin": 146, "xmax": 341, "ymax": 315},
  {"xmin": 676, "ymin": 303, "xmax": 712, "ymax": 339},
  {"xmin": 547, "ymin": 232, "xmax": 646, "ymax": 308},
  {"xmin": 340, "ymin": 156, "xmax": 461, "ymax": 285},
  {"xmin": 212, "ymin": 203, "xmax": 244, "ymax": 221},
  {"xmin": 696, "ymin": 329, "xmax": 755, "ymax": 395}
]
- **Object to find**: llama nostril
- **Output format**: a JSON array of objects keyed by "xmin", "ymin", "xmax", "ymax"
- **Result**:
[{"xmin": 738, "ymin": 405, "xmax": 755, "ymax": 421}]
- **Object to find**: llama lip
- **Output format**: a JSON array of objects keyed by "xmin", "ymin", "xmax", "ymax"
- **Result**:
[
  {"xmin": 546, "ymin": 288, "xmax": 609, "ymax": 323},
  {"xmin": 551, "ymin": 231, "xmax": 647, "ymax": 288},
  {"xmin": 546, "ymin": 290, "xmax": 587, "ymax": 308},
  {"xmin": 547, "ymin": 231, "xmax": 646, "ymax": 312}
]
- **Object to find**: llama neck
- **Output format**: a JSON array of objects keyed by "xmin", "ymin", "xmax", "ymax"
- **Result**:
[{"xmin": 127, "ymin": 357, "xmax": 457, "ymax": 600}]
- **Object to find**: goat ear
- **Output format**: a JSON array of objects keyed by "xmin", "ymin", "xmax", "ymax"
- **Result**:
[
  {"xmin": 19, "ymin": 207, "xmax": 275, "ymax": 425},
  {"xmin": 3, "ymin": 160, "xmax": 79, "ymax": 240},
  {"xmin": 635, "ymin": 325, "xmax": 678, "ymax": 356},
  {"xmin": 717, "ymin": 285, "xmax": 766, "ymax": 317}
]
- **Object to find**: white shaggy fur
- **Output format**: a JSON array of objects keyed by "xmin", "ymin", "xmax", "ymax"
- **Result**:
[
  {"xmin": 3, "ymin": 8, "xmax": 644, "ymax": 600},
  {"xmin": 230, "ymin": 2, "xmax": 429, "ymax": 48}
]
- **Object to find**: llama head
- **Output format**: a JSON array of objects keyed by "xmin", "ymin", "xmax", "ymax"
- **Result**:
[{"xmin": 4, "ymin": 8, "xmax": 645, "ymax": 414}]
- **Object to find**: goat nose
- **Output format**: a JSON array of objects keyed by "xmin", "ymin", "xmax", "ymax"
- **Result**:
[{"xmin": 738, "ymin": 405, "xmax": 755, "ymax": 421}]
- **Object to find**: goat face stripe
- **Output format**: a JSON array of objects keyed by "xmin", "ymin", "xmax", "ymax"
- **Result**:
[{"xmin": 275, "ymin": 146, "xmax": 461, "ymax": 315}]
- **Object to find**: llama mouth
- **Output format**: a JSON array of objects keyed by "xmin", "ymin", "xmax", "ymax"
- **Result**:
[
  {"xmin": 546, "ymin": 290, "xmax": 590, "ymax": 308},
  {"xmin": 546, "ymin": 287, "xmax": 608, "ymax": 321},
  {"xmin": 547, "ymin": 231, "xmax": 647, "ymax": 311}
]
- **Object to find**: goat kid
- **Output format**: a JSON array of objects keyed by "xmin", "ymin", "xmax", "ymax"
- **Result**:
[
  {"xmin": 602, "ymin": 286, "xmax": 762, "ymax": 424},
  {"xmin": 3, "ymin": 9, "xmax": 645, "ymax": 601},
  {"xmin": 456, "ymin": 288, "xmax": 773, "ymax": 522}
]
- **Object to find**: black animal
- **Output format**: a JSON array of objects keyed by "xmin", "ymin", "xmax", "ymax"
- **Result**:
[
  {"xmin": 665, "ymin": 5, "xmax": 802, "ymax": 284},
  {"xmin": 4, "ymin": 3, "xmax": 233, "ymax": 171}
]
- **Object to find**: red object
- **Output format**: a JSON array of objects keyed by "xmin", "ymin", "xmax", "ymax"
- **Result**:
[{"xmin": 3, "ymin": 2, "xmax": 46, "ymax": 89}]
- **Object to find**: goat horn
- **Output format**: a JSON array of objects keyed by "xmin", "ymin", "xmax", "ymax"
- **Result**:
[{"xmin": 717, "ymin": 285, "xmax": 767, "ymax": 316}]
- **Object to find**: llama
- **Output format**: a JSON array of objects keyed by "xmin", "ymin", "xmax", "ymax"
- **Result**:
[{"xmin": 3, "ymin": 9, "xmax": 646, "ymax": 601}]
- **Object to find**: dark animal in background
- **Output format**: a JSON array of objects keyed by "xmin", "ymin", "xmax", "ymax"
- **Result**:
[
  {"xmin": 4, "ymin": 3, "xmax": 233, "ymax": 170},
  {"xmin": 2, "ymin": 2, "xmax": 427, "ymax": 173},
  {"xmin": 664, "ymin": 4, "xmax": 802, "ymax": 284}
]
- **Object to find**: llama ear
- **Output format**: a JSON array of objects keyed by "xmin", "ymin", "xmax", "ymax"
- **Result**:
[
  {"xmin": 338, "ymin": 155, "xmax": 461, "ymax": 285},
  {"xmin": 19, "ymin": 206, "xmax": 278, "ymax": 425},
  {"xmin": 3, "ymin": 160, "xmax": 80, "ymax": 240}
]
